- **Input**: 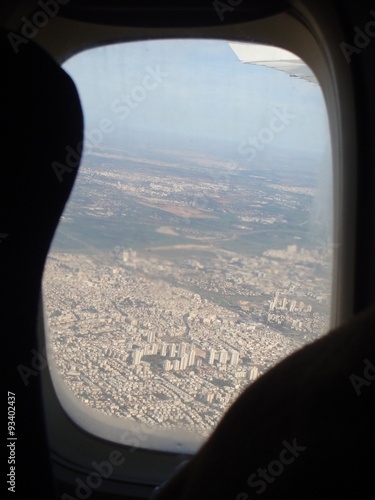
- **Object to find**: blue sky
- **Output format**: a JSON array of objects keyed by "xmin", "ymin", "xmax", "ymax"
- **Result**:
[{"xmin": 63, "ymin": 39, "xmax": 330, "ymax": 156}]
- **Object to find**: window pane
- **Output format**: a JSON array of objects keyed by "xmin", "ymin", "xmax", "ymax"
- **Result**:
[{"xmin": 43, "ymin": 39, "xmax": 333, "ymax": 450}]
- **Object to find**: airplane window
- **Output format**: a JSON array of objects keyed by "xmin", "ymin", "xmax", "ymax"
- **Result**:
[{"xmin": 42, "ymin": 39, "xmax": 333, "ymax": 452}]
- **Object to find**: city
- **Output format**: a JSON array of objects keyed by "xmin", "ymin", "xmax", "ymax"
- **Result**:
[{"xmin": 43, "ymin": 141, "xmax": 332, "ymax": 440}]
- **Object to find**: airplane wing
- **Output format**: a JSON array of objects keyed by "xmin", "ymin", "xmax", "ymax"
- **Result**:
[{"xmin": 228, "ymin": 41, "xmax": 318, "ymax": 85}]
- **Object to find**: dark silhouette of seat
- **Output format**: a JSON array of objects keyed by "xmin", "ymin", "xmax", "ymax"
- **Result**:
[
  {"xmin": 1, "ymin": 29, "xmax": 83, "ymax": 498},
  {"xmin": 154, "ymin": 303, "xmax": 375, "ymax": 499}
]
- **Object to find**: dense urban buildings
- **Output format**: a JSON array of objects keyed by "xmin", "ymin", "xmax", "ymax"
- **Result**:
[{"xmin": 43, "ymin": 141, "xmax": 332, "ymax": 439}]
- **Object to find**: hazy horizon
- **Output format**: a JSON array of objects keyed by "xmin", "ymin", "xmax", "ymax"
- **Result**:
[{"xmin": 63, "ymin": 39, "xmax": 330, "ymax": 157}]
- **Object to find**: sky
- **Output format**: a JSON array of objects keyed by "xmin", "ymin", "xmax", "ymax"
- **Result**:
[{"xmin": 63, "ymin": 39, "xmax": 330, "ymax": 156}]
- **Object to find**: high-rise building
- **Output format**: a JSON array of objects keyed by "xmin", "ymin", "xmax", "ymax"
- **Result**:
[
  {"xmin": 272, "ymin": 290, "xmax": 280, "ymax": 310},
  {"xmin": 180, "ymin": 354, "xmax": 188, "ymax": 370},
  {"xmin": 188, "ymin": 348, "xmax": 196, "ymax": 366},
  {"xmin": 229, "ymin": 350, "xmax": 239, "ymax": 366},
  {"xmin": 204, "ymin": 393, "xmax": 214, "ymax": 403},
  {"xmin": 143, "ymin": 345, "xmax": 151, "ymax": 355},
  {"xmin": 208, "ymin": 349, "xmax": 216, "ymax": 365},
  {"xmin": 132, "ymin": 349, "xmax": 143, "ymax": 366},
  {"xmin": 162, "ymin": 360, "xmax": 172, "ymax": 371},
  {"xmin": 151, "ymin": 343, "xmax": 158, "ymax": 355},
  {"xmin": 173, "ymin": 359, "xmax": 180, "ymax": 370},
  {"xmin": 142, "ymin": 362, "xmax": 151, "ymax": 374},
  {"xmin": 219, "ymin": 350, "xmax": 228, "ymax": 365},
  {"xmin": 160, "ymin": 343, "xmax": 168, "ymax": 356},
  {"xmin": 248, "ymin": 366, "xmax": 259, "ymax": 381},
  {"xmin": 168, "ymin": 344, "xmax": 176, "ymax": 357},
  {"xmin": 178, "ymin": 342, "xmax": 189, "ymax": 356}
]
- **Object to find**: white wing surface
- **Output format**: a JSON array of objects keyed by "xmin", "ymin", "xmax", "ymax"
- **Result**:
[{"xmin": 229, "ymin": 42, "xmax": 318, "ymax": 84}]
